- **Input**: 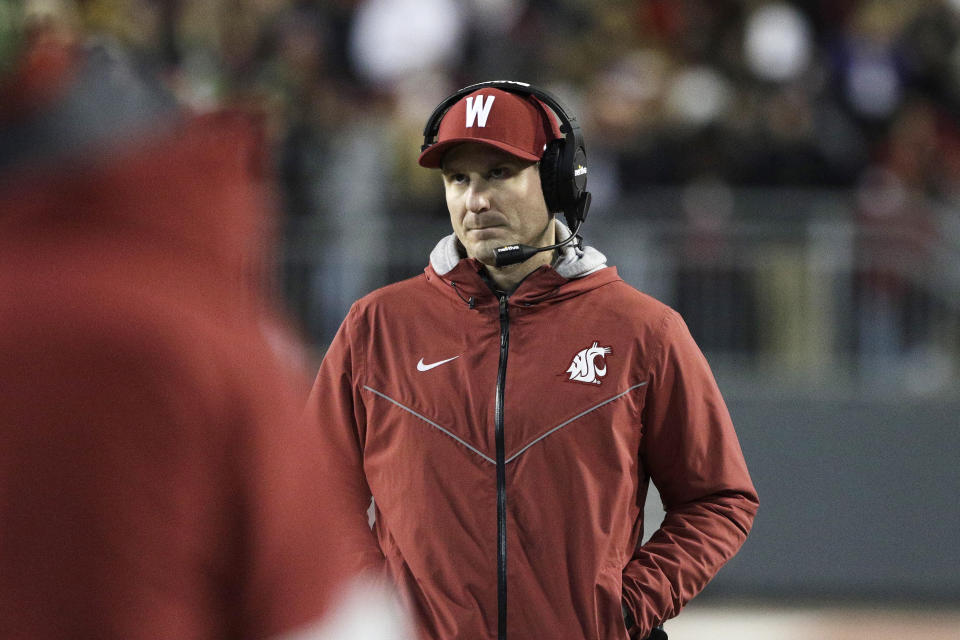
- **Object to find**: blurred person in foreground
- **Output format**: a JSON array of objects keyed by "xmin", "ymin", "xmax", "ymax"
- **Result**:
[
  {"xmin": 0, "ymin": 8, "xmax": 411, "ymax": 639},
  {"xmin": 305, "ymin": 81, "xmax": 759, "ymax": 639}
]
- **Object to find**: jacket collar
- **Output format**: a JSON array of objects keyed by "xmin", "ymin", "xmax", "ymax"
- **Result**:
[
  {"xmin": 429, "ymin": 220, "xmax": 608, "ymax": 279},
  {"xmin": 425, "ymin": 222, "xmax": 619, "ymax": 309}
]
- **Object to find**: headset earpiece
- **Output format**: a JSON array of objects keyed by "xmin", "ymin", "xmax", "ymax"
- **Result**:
[
  {"xmin": 558, "ymin": 137, "xmax": 590, "ymax": 230},
  {"xmin": 538, "ymin": 139, "xmax": 564, "ymax": 217}
]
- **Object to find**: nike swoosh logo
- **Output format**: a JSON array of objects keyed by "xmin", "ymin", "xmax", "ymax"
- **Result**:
[{"xmin": 417, "ymin": 356, "xmax": 461, "ymax": 371}]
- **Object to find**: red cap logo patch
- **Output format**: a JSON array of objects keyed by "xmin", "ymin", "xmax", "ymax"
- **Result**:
[
  {"xmin": 465, "ymin": 94, "xmax": 496, "ymax": 128},
  {"xmin": 418, "ymin": 88, "xmax": 563, "ymax": 168}
]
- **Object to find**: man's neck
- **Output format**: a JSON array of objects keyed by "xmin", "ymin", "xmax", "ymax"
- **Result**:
[{"xmin": 482, "ymin": 249, "xmax": 556, "ymax": 294}]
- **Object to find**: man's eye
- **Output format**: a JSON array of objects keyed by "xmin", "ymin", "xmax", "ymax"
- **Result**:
[
  {"xmin": 489, "ymin": 167, "xmax": 510, "ymax": 179},
  {"xmin": 447, "ymin": 174, "xmax": 468, "ymax": 185}
]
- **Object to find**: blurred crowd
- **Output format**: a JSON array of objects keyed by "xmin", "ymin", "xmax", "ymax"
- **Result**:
[
  {"xmin": 64, "ymin": 0, "xmax": 960, "ymax": 207},
  {"xmin": 11, "ymin": 0, "xmax": 960, "ymax": 373}
]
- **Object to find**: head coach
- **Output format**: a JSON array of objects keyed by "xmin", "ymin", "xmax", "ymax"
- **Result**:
[{"xmin": 305, "ymin": 80, "xmax": 759, "ymax": 640}]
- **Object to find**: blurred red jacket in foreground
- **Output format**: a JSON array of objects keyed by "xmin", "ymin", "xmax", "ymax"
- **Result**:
[{"xmin": 0, "ymin": 85, "xmax": 350, "ymax": 637}]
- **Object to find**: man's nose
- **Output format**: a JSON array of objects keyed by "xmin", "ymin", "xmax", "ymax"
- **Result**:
[{"xmin": 466, "ymin": 181, "xmax": 490, "ymax": 213}]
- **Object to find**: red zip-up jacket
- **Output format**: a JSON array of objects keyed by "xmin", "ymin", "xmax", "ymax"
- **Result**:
[{"xmin": 307, "ymin": 233, "xmax": 758, "ymax": 639}]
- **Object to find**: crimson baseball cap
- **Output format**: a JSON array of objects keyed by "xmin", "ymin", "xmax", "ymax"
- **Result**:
[{"xmin": 418, "ymin": 88, "xmax": 563, "ymax": 168}]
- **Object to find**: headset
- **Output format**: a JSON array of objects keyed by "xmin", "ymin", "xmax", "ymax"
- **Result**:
[{"xmin": 421, "ymin": 80, "xmax": 592, "ymax": 266}]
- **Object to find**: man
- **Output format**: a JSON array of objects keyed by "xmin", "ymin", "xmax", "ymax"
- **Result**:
[
  {"xmin": 0, "ymin": 10, "xmax": 410, "ymax": 639},
  {"xmin": 307, "ymin": 81, "xmax": 759, "ymax": 639}
]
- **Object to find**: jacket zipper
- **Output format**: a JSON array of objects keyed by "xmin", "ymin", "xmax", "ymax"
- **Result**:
[{"xmin": 495, "ymin": 294, "xmax": 510, "ymax": 640}]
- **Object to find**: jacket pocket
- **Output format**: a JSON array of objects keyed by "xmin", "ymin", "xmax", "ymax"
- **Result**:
[{"xmin": 595, "ymin": 563, "xmax": 629, "ymax": 640}]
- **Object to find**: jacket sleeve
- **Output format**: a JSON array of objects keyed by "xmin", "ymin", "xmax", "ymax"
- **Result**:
[
  {"xmin": 621, "ymin": 308, "xmax": 759, "ymax": 636},
  {"xmin": 304, "ymin": 304, "xmax": 387, "ymax": 579},
  {"xmin": 232, "ymin": 339, "xmax": 354, "ymax": 640}
]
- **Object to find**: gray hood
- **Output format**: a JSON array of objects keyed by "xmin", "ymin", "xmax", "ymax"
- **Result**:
[{"xmin": 429, "ymin": 220, "xmax": 607, "ymax": 279}]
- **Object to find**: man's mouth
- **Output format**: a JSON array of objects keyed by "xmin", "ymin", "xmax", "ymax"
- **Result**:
[{"xmin": 466, "ymin": 225, "xmax": 506, "ymax": 240}]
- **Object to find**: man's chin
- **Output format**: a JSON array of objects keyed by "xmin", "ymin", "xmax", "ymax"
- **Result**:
[
  {"xmin": 474, "ymin": 253, "xmax": 498, "ymax": 268},
  {"xmin": 463, "ymin": 241, "xmax": 504, "ymax": 267}
]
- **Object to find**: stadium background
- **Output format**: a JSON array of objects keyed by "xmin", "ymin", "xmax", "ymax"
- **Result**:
[{"xmin": 12, "ymin": 0, "xmax": 960, "ymax": 636}]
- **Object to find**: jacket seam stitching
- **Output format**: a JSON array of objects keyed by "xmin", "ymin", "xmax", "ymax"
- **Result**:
[
  {"xmin": 361, "ymin": 385, "xmax": 496, "ymax": 465},
  {"xmin": 652, "ymin": 306, "xmax": 675, "ymax": 379},
  {"xmin": 504, "ymin": 382, "xmax": 649, "ymax": 464},
  {"xmin": 639, "ymin": 307, "xmax": 676, "ymax": 436},
  {"xmin": 348, "ymin": 302, "xmax": 368, "ymax": 386}
]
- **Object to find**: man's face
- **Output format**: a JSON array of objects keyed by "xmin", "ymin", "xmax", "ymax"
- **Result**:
[{"xmin": 442, "ymin": 143, "xmax": 552, "ymax": 265}]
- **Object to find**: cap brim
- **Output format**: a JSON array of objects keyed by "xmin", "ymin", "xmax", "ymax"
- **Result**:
[{"xmin": 418, "ymin": 138, "xmax": 542, "ymax": 169}]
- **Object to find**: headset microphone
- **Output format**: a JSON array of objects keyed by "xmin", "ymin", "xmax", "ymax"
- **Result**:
[{"xmin": 493, "ymin": 197, "xmax": 589, "ymax": 267}]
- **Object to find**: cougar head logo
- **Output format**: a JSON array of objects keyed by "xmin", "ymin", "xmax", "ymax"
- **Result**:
[{"xmin": 566, "ymin": 342, "xmax": 612, "ymax": 385}]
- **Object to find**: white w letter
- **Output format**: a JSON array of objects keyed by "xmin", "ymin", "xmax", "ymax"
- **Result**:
[{"xmin": 465, "ymin": 95, "xmax": 496, "ymax": 128}]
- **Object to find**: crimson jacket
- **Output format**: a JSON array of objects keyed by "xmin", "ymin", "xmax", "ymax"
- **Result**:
[
  {"xmin": 0, "ymin": 42, "xmax": 352, "ymax": 635},
  {"xmin": 307, "ymin": 226, "xmax": 759, "ymax": 640}
]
